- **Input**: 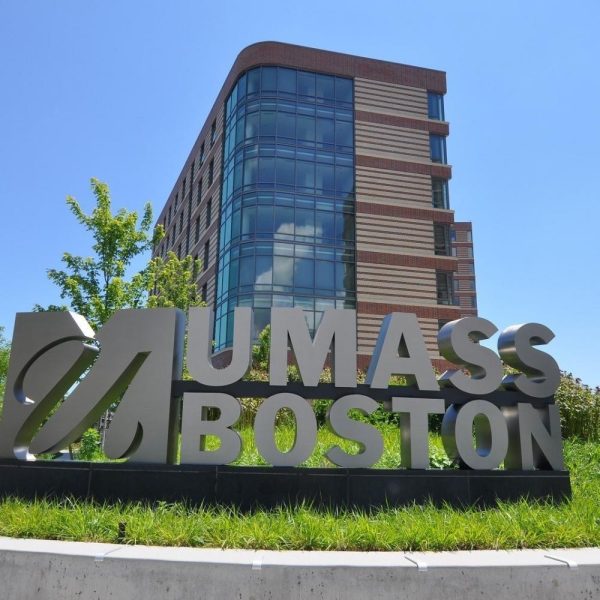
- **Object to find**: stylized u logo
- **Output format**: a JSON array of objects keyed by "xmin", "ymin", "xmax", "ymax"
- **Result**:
[{"xmin": 0, "ymin": 309, "xmax": 185, "ymax": 463}]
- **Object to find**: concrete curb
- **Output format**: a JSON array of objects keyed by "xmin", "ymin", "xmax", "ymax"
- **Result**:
[{"xmin": 0, "ymin": 537, "xmax": 598, "ymax": 599}]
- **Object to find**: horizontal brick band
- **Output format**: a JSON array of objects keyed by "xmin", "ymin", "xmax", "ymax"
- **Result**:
[
  {"xmin": 356, "ymin": 354, "xmax": 455, "ymax": 373},
  {"xmin": 357, "ymin": 301, "xmax": 463, "ymax": 320},
  {"xmin": 452, "ymin": 222, "xmax": 472, "ymax": 231},
  {"xmin": 356, "ymin": 154, "xmax": 452, "ymax": 179},
  {"xmin": 356, "ymin": 110, "xmax": 449, "ymax": 135},
  {"xmin": 236, "ymin": 42, "xmax": 446, "ymax": 92},
  {"xmin": 356, "ymin": 201, "xmax": 454, "ymax": 223},
  {"xmin": 357, "ymin": 250, "xmax": 458, "ymax": 270}
]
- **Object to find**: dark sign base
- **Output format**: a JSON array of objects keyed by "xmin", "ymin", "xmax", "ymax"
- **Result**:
[{"xmin": 0, "ymin": 460, "xmax": 571, "ymax": 510}]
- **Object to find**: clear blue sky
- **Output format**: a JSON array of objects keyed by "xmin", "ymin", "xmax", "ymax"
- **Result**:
[{"xmin": 1, "ymin": 1, "xmax": 598, "ymax": 387}]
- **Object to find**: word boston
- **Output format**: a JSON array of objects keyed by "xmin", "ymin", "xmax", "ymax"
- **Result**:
[{"xmin": 0, "ymin": 308, "xmax": 570, "ymax": 508}]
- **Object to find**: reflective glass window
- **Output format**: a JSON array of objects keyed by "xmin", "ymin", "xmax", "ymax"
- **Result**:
[
  {"xmin": 295, "ymin": 258, "xmax": 314, "ymax": 288},
  {"xmin": 316, "ymin": 74, "xmax": 335, "ymax": 102},
  {"xmin": 255, "ymin": 255, "xmax": 273, "ymax": 285},
  {"xmin": 432, "ymin": 178, "xmax": 449, "ymax": 209},
  {"xmin": 273, "ymin": 256, "xmax": 294, "ymax": 286},
  {"xmin": 245, "ymin": 112, "xmax": 259, "ymax": 138},
  {"xmin": 335, "ymin": 121, "xmax": 353, "ymax": 148},
  {"xmin": 243, "ymin": 157, "xmax": 258, "ymax": 186},
  {"xmin": 276, "ymin": 158, "xmax": 295, "ymax": 186},
  {"xmin": 335, "ymin": 77, "xmax": 353, "ymax": 103},
  {"xmin": 215, "ymin": 67, "xmax": 356, "ymax": 349},
  {"xmin": 278, "ymin": 68, "xmax": 296, "ymax": 94},
  {"xmin": 316, "ymin": 118, "xmax": 335, "ymax": 146},
  {"xmin": 260, "ymin": 111, "xmax": 276, "ymax": 136},
  {"xmin": 258, "ymin": 157, "xmax": 275, "ymax": 183},
  {"xmin": 430, "ymin": 134, "xmax": 447, "ymax": 164},
  {"xmin": 298, "ymin": 71, "xmax": 316, "ymax": 97},
  {"xmin": 273, "ymin": 206, "xmax": 294, "ymax": 236},
  {"xmin": 428, "ymin": 92, "xmax": 445, "ymax": 120},
  {"xmin": 277, "ymin": 111, "xmax": 295, "ymax": 138},
  {"xmin": 256, "ymin": 205, "xmax": 273, "ymax": 233},
  {"xmin": 297, "ymin": 115, "xmax": 315, "ymax": 142},
  {"xmin": 261, "ymin": 67, "xmax": 277, "ymax": 92}
]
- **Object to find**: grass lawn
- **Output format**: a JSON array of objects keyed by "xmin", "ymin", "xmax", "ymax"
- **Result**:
[{"xmin": 0, "ymin": 426, "xmax": 598, "ymax": 551}]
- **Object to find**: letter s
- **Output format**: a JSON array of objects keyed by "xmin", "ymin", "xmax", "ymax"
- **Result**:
[{"xmin": 498, "ymin": 323, "xmax": 560, "ymax": 398}]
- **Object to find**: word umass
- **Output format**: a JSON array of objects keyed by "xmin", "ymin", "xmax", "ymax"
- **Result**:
[{"xmin": 1, "ymin": 308, "xmax": 563, "ymax": 472}]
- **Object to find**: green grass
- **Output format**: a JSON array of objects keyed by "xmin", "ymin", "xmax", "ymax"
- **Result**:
[
  {"xmin": 0, "ymin": 432, "xmax": 598, "ymax": 551},
  {"xmin": 223, "ymin": 421, "xmax": 453, "ymax": 469}
]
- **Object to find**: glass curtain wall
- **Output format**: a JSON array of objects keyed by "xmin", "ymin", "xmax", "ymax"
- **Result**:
[{"xmin": 215, "ymin": 66, "xmax": 356, "ymax": 349}]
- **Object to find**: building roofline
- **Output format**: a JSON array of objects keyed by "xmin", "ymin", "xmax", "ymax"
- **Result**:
[
  {"xmin": 231, "ymin": 41, "xmax": 446, "ymax": 92},
  {"xmin": 156, "ymin": 41, "xmax": 447, "ymax": 226}
]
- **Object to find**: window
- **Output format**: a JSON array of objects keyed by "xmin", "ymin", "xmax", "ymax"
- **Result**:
[
  {"xmin": 427, "ymin": 92, "xmax": 445, "ymax": 120},
  {"xmin": 432, "ymin": 178, "xmax": 449, "ymax": 209},
  {"xmin": 167, "ymin": 205, "xmax": 172, "ymax": 225},
  {"xmin": 173, "ymin": 220, "xmax": 177, "ymax": 237},
  {"xmin": 434, "ymin": 223, "xmax": 451, "ymax": 256},
  {"xmin": 199, "ymin": 142, "xmax": 205, "ymax": 165},
  {"xmin": 203, "ymin": 240, "xmax": 209, "ymax": 270},
  {"xmin": 177, "ymin": 243, "xmax": 182, "ymax": 259},
  {"xmin": 436, "ymin": 271, "xmax": 455, "ymax": 305},
  {"xmin": 206, "ymin": 198, "xmax": 212, "ymax": 227},
  {"xmin": 208, "ymin": 159, "xmax": 214, "ymax": 186},
  {"xmin": 214, "ymin": 67, "xmax": 357, "ymax": 350},
  {"xmin": 430, "ymin": 135, "xmax": 447, "ymax": 164},
  {"xmin": 195, "ymin": 217, "xmax": 200, "ymax": 244},
  {"xmin": 201, "ymin": 283, "xmax": 207, "ymax": 303},
  {"xmin": 182, "ymin": 177, "xmax": 187, "ymax": 199},
  {"xmin": 179, "ymin": 211, "xmax": 184, "ymax": 231},
  {"xmin": 174, "ymin": 192, "xmax": 179, "ymax": 209},
  {"xmin": 210, "ymin": 120, "xmax": 216, "ymax": 146},
  {"xmin": 197, "ymin": 178, "xmax": 203, "ymax": 204}
]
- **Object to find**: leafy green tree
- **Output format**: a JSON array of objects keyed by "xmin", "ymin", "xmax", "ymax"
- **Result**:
[
  {"xmin": 145, "ymin": 251, "xmax": 204, "ymax": 311},
  {"xmin": 0, "ymin": 326, "xmax": 10, "ymax": 410},
  {"xmin": 251, "ymin": 324, "xmax": 271, "ymax": 371},
  {"xmin": 45, "ymin": 178, "xmax": 162, "ymax": 329}
]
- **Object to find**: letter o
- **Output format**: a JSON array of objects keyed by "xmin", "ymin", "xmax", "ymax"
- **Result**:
[
  {"xmin": 254, "ymin": 393, "xmax": 317, "ymax": 466},
  {"xmin": 442, "ymin": 400, "xmax": 508, "ymax": 469}
]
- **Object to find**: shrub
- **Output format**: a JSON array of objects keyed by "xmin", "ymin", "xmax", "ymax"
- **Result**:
[
  {"xmin": 77, "ymin": 428, "xmax": 103, "ymax": 461},
  {"xmin": 555, "ymin": 372, "xmax": 600, "ymax": 442}
]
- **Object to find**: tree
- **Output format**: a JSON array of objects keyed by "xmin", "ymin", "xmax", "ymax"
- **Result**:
[
  {"xmin": 145, "ymin": 251, "xmax": 204, "ymax": 311},
  {"xmin": 0, "ymin": 326, "xmax": 10, "ymax": 409},
  {"xmin": 45, "ymin": 178, "xmax": 162, "ymax": 329}
]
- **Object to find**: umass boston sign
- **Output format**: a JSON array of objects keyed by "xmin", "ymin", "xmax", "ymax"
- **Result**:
[{"xmin": 0, "ymin": 308, "xmax": 570, "ymax": 508}]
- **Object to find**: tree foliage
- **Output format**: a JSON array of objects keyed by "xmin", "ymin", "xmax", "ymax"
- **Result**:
[
  {"xmin": 45, "ymin": 178, "xmax": 161, "ymax": 329},
  {"xmin": 0, "ymin": 326, "xmax": 10, "ymax": 405},
  {"xmin": 251, "ymin": 325, "xmax": 271, "ymax": 371},
  {"xmin": 555, "ymin": 372, "xmax": 600, "ymax": 442},
  {"xmin": 145, "ymin": 251, "xmax": 204, "ymax": 311}
]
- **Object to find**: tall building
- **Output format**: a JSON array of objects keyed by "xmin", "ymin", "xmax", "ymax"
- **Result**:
[{"xmin": 154, "ymin": 42, "xmax": 477, "ymax": 370}]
